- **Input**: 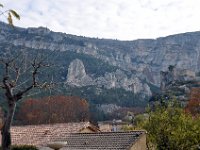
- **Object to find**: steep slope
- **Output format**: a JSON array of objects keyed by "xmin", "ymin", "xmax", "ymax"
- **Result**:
[{"xmin": 0, "ymin": 22, "xmax": 200, "ymax": 108}]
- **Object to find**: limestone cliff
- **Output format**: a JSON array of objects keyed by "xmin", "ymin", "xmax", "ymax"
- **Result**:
[
  {"xmin": 1, "ymin": 21, "xmax": 200, "ymax": 104},
  {"xmin": 159, "ymin": 66, "xmax": 199, "ymax": 105},
  {"xmin": 66, "ymin": 59, "xmax": 152, "ymax": 98},
  {"xmin": 67, "ymin": 59, "xmax": 93, "ymax": 86}
]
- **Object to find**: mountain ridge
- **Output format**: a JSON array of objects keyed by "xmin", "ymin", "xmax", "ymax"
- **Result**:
[
  {"xmin": 0, "ymin": 21, "xmax": 200, "ymax": 109},
  {"xmin": 2, "ymin": 21, "xmax": 200, "ymax": 41}
]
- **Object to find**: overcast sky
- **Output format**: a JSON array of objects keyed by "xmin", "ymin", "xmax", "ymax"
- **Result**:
[{"xmin": 1, "ymin": 0, "xmax": 200, "ymax": 40}]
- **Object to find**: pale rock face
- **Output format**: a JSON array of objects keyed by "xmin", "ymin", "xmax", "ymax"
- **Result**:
[
  {"xmin": 1, "ymin": 22, "xmax": 200, "ymax": 100},
  {"xmin": 143, "ymin": 83, "xmax": 152, "ymax": 98},
  {"xmin": 98, "ymin": 104, "xmax": 121, "ymax": 114},
  {"xmin": 66, "ymin": 59, "xmax": 152, "ymax": 97},
  {"xmin": 67, "ymin": 59, "xmax": 93, "ymax": 86},
  {"xmin": 160, "ymin": 67, "xmax": 196, "ymax": 89},
  {"xmin": 27, "ymin": 27, "xmax": 50, "ymax": 35},
  {"xmin": 51, "ymin": 33, "xmax": 64, "ymax": 42},
  {"xmin": 130, "ymin": 77, "xmax": 152, "ymax": 97}
]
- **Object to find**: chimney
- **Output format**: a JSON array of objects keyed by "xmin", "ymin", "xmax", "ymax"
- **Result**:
[{"xmin": 112, "ymin": 119, "xmax": 117, "ymax": 132}]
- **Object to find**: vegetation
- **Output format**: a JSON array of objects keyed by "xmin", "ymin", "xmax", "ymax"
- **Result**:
[
  {"xmin": 143, "ymin": 105, "xmax": 200, "ymax": 150},
  {"xmin": 64, "ymin": 85, "xmax": 146, "ymax": 107},
  {"xmin": 0, "ymin": 3, "xmax": 20, "ymax": 26},
  {"xmin": 11, "ymin": 145, "xmax": 38, "ymax": 150},
  {"xmin": 0, "ymin": 46, "xmax": 123, "ymax": 103},
  {"xmin": 185, "ymin": 87, "xmax": 200, "ymax": 116},
  {"xmin": 15, "ymin": 96, "xmax": 89, "ymax": 125},
  {"xmin": 133, "ymin": 100, "xmax": 200, "ymax": 150},
  {"xmin": 0, "ymin": 145, "xmax": 38, "ymax": 150}
]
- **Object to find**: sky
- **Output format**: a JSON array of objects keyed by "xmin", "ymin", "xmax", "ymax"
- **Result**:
[{"xmin": 1, "ymin": 0, "xmax": 200, "ymax": 40}]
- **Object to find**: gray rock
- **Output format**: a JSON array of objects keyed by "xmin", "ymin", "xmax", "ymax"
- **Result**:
[
  {"xmin": 66, "ymin": 59, "xmax": 152, "ymax": 97},
  {"xmin": 66, "ymin": 59, "xmax": 94, "ymax": 87},
  {"xmin": 1, "ymin": 22, "xmax": 200, "ymax": 102}
]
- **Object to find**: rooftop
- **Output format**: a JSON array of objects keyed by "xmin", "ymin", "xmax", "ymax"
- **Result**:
[
  {"xmin": 0, "ymin": 122, "xmax": 99, "ymax": 146},
  {"xmin": 60, "ymin": 131, "xmax": 145, "ymax": 150}
]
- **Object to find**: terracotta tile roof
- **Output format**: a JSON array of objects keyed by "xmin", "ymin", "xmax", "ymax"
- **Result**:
[
  {"xmin": 60, "ymin": 131, "xmax": 145, "ymax": 150},
  {"xmin": 0, "ymin": 122, "xmax": 97, "ymax": 146}
]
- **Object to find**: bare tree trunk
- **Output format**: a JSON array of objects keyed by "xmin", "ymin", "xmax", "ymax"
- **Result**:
[
  {"xmin": 1, "ymin": 101, "xmax": 16, "ymax": 150},
  {"xmin": 0, "ymin": 51, "xmax": 50, "ymax": 149}
]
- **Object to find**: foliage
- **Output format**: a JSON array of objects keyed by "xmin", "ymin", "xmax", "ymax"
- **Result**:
[
  {"xmin": 168, "ymin": 65, "xmax": 175, "ymax": 72},
  {"xmin": 0, "ymin": 27, "xmax": 148, "ymax": 115},
  {"xmin": 135, "ymin": 101, "xmax": 200, "ymax": 150},
  {"xmin": 123, "ymin": 101, "xmax": 200, "ymax": 150},
  {"xmin": 121, "ymin": 113, "xmax": 148, "ymax": 131},
  {"xmin": 63, "ymin": 85, "xmax": 147, "ymax": 107},
  {"xmin": 0, "ymin": 145, "xmax": 38, "ymax": 150},
  {"xmin": 15, "ymin": 96, "xmax": 89, "ymax": 125},
  {"xmin": 0, "ymin": 3, "xmax": 20, "ymax": 26},
  {"xmin": 89, "ymin": 104, "xmax": 108, "ymax": 122},
  {"xmin": 185, "ymin": 87, "xmax": 200, "ymax": 116},
  {"xmin": 48, "ymin": 50, "xmax": 118, "ymax": 78},
  {"xmin": 11, "ymin": 145, "xmax": 38, "ymax": 150},
  {"xmin": 108, "ymin": 107, "xmax": 145, "ymax": 120}
]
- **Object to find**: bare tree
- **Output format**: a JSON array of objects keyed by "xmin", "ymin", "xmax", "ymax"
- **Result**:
[
  {"xmin": 0, "ymin": 3, "xmax": 22, "ymax": 150},
  {"xmin": 0, "ymin": 4, "xmax": 56, "ymax": 150},
  {"xmin": 0, "ymin": 52, "xmax": 51, "ymax": 150}
]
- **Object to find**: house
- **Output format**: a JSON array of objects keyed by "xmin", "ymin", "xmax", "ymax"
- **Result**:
[
  {"xmin": 0, "ymin": 122, "xmax": 100, "ymax": 146},
  {"xmin": 50, "ymin": 131, "xmax": 146, "ymax": 150},
  {"xmin": 0, "ymin": 122, "xmax": 146, "ymax": 150},
  {"xmin": 98, "ymin": 120, "xmax": 128, "ymax": 132}
]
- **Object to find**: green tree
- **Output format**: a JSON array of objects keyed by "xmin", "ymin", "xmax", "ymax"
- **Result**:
[
  {"xmin": 136, "ymin": 101, "xmax": 200, "ymax": 150},
  {"xmin": 121, "ymin": 101, "xmax": 200, "ymax": 150}
]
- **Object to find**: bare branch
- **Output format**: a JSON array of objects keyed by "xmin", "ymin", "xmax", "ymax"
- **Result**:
[
  {"xmin": 3, "ymin": 76, "xmax": 13, "ymax": 100},
  {"xmin": 0, "ymin": 83, "xmax": 5, "ymax": 89},
  {"xmin": 5, "ymin": 62, "xmax": 9, "ymax": 77},
  {"xmin": 13, "ymin": 58, "xmax": 50, "ymax": 101},
  {"xmin": 0, "ymin": 56, "xmax": 21, "ymax": 90},
  {"xmin": 14, "ymin": 85, "xmax": 33, "ymax": 101},
  {"xmin": 14, "ymin": 78, "xmax": 30, "ymax": 89},
  {"xmin": 9, "ymin": 62, "xmax": 21, "ymax": 85},
  {"xmin": 0, "ymin": 8, "xmax": 20, "ymax": 26}
]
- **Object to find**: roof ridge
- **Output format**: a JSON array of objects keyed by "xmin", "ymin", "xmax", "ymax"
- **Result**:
[
  {"xmin": 68, "ymin": 130, "xmax": 146, "ymax": 135},
  {"xmin": 12, "ymin": 121, "xmax": 90, "ymax": 127}
]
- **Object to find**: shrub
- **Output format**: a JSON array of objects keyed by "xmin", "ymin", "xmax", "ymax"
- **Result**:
[
  {"xmin": 138, "ymin": 101, "xmax": 200, "ymax": 150},
  {"xmin": 11, "ymin": 145, "xmax": 38, "ymax": 150}
]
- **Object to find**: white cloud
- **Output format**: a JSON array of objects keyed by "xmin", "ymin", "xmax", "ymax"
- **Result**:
[{"xmin": 1, "ymin": 0, "xmax": 200, "ymax": 40}]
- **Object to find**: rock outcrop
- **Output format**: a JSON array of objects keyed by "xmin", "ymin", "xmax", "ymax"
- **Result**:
[
  {"xmin": 1, "ymin": 21, "xmax": 200, "ymax": 103},
  {"xmin": 66, "ymin": 59, "xmax": 152, "ymax": 97},
  {"xmin": 159, "ymin": 66, "xmax": 199, "ymax": 105},
  {"xmin": 67, "ymin": 59, "xmax": 93, "ymax": 86}
]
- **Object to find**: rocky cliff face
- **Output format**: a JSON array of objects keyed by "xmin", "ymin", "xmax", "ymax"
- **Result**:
[
  {"xmin": 66, "ymin": 59, "xmax": 152, "ymax": 98},
  {"xmin": 159, "ymin": 66, "xmax": 199, "ymax": 105},
  {"xmin": 67, "ymin": 59, "xmax": 94, "ymax": 86},
  {"xmin": 1, "ymin": 21, "xmax": 200, "ymax": 104}
]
